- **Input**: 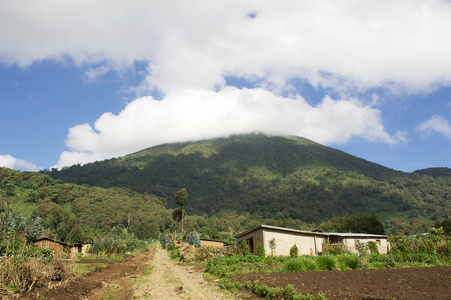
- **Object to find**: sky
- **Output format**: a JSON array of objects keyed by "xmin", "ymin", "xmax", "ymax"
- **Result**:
[{"xmin": 1, "ymin": 0, "xmax": 451, "ymax": 173}]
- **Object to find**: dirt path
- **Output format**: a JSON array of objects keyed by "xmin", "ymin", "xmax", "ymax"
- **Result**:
[
  {"xmin": 131, "ymin": 246, "xmax": 234, "ymax": 299},
  {"xmin": 20, "ymin": 246, "xmax": 235, "ymax": 300}
]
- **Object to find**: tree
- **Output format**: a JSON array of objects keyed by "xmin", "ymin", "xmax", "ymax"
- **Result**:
[
  {"xmin": 174, "ymin": 188, "xmax": 188, "ymax": 236},
  {"xmin": 161, "ymin": 233, "xmax": 172, "ymax": 249},
  {"xmin": 319, "ymin": 214, "xmax": 385, "ymax": 235},
  {"xmin": 186, "ymin": 231, "xmax": 201, "ymax": 247},
  {"xmin": 26, "ymin": 217, "xmax": 43, "ymax": 244}
]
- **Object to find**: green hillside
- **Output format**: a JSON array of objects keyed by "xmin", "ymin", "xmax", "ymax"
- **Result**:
[
  {"xmin": 0, "ymin": 167, "xmax": 169, "ymax": 242},
  {"xmin": 42, "ymin": 134, "xmax": 451, "ymax": 233}
]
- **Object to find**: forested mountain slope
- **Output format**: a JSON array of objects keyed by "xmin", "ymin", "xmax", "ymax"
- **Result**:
[
  {"xmin": 0, "ymin": 167, "xmax": 169, "ymax": 241},
  {"xmin": 43, "ymin": 134, "xmax": 451, "ymax": 232}
]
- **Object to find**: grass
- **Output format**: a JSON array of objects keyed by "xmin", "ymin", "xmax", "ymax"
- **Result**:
[
  {"xmin": 100, "ymin": 283, "xmax": 122, "ymax": 300},
  {"xmin": 75, "ymin": 262, "xmax": 108, "ymax": 275}
]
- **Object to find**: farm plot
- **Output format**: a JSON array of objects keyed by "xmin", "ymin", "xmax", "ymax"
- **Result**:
[{"xmin": 230, "ymin": 266, "xmax": 451, "ymax": 299}]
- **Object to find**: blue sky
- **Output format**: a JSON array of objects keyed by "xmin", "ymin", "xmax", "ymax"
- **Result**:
[{"xmin": 1, "ymin": 1, "xmax": 450, "ymax": 173}]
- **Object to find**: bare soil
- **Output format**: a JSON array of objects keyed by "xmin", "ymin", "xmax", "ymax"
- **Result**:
[
  {"xmin": 230, "ymin": 266, "xmax": 451, "ymax": 299},
  {"xmin": 16, "ymin": 249, "xmax": 451, "ymax": 300}
]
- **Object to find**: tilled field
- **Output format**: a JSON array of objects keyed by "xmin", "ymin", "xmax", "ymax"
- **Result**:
[{"xmin": 230, "ymin": 266, "xmax": 451, "ymax": 299}]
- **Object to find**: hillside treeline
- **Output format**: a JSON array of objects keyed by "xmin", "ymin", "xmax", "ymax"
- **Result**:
[
  {"xmin": 1, "ymin": 167, "xmax": 310, "ymax": 244},
  {"xmin": 42, "ymin": 134, "xmax": 451, "ymax": 235}
]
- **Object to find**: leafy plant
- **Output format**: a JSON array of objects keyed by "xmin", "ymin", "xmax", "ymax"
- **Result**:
[
  {"xmin": 367, "ymin": 241, "xmax": 379, "ymax": 255},
  {"xmin": 239, "ymin": 241, "xmax": 250, "ymax": 255},
  {"xmin": 290, "ymin": 244, "xmax": 298, "ymax": 258},
  {"xmin": 256, "ymin": 242, "xmax": 265, "ymax": 256},
  {"xmin": 316, "ymin": 254, "xmax": 336, "ymax": 271},
  {"xmin": 337, "ymin": 253, "xmax": 359, "ymax": 270},
  {"xmin": 161, "ymin": 233, "xmax": 172, "ymax": 249},
  {"xmin": 269, "ymin": 238, "xmax": 276, "ymax": 256},
  {"xmin": 186, "ymin": 231, "xmax": 200, "ymax": 247}
]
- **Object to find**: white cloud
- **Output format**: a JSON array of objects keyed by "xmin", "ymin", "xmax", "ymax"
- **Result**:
[
  {"xmin": 1, "ymin": 0, "xmax": 451, "ymax": 94},
  {"xmin": 2, "ymin": 0, "xmax": 450, "ymax": 168},
  {"xmin": 416, "ymin": 115, "xmax": 451, "ymax": 139},
  {"xmin": 57, "ymin": 87, "xmax": 401, "ymax": 168},
  {"xmin": 83, "ymin": 66, "xmax": 110, "ymax": 81},
  {"xmin": 0, "ymin": 154, "xmax": 38, "ymax": 171}
]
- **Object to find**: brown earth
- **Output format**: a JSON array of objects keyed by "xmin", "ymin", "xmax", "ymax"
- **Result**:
[
  {"xmin": 15, "ymin": 249, "xmax": 451, "ymax": 300},
  {"xmin": 230, "ymin": 266, "xmax": 451, "ymax": 299},
  {"xmin": 19, "ymin": 246, "xmax": 235, "ymax": 300}
]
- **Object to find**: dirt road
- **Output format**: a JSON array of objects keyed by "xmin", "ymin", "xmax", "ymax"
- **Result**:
[
  {"xmin": 132, "ymin": 247, "xmax": 234, "ymax": 299},
  {"xmin": 20, "ymin": 246, "xmax": 234, "ymax": 300}
]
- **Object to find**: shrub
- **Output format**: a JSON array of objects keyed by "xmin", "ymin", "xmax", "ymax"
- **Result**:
[
  {"xmin": 280, "ymin": 257, "xmax": 304, "ymax": 272},
  {"xmin": 239, "ymin": 241, "xmax": 250, "ymax": 255},
  {"xmin": 252, "ymin": 280, "xmax": 281, "ymax": 299},
  {"xmin": 279, "ymin": 256, "xmax": 317, "ymax": 272},
  {"xmin": 186, "ymin": 231, "xmax": 201, "ymax": 247},
  {"xmin": 290, "ymin": 244, "xmax": 298, "ymax": 258},
  {"xmin": 367, "ymin": 241, "xmax": 379, "ymax": 255},
  {"xmin": 0, "ymin": 247, "xmax": 75, "ymax": 297},
  {"xmin": 88, "ymin": 238, "xmax": 128, "ymax": 255},
  {"xmin": 355, "ymin": 241, "xmax": 369, "ymax": 256},
  {"xmin": 256, "ymin": 242, "xmax": 265, "ymax": 256},
  {"xmin": 269, "ymin": 238, "xmax": 276, "ymax": 256},
  {"xmin": 205, "ymin": 254, "xmax": 277, "ymax": 277},
  {"xmin": 161, "ymin": 234, "xmax": 172, "ymax": 249},
  {"xmin": 284, "ymin": 284, "xmax": 298, "ymax": 299},
  {"xmin": 337, "ymin": 253, "xmax": 359, "ymax": 270},
  {"xmin": 316, "ymin": 254, "xmax": 336, "ymax": 271}
]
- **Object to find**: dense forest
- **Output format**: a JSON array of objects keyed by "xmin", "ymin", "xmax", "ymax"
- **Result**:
[
  {"xmin": 1, "ymin": 166, "xmax": 309, "ymax": 245},
  {"xmin": 2, "ymin": 134, "xmax": 450, "ymax": 244},
  {"xmin": 41, "ymin": 134, "xmax": 450, "ymax": 234}
]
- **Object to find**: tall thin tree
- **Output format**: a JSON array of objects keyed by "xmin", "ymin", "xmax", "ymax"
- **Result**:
[{"xmin": 174, "ymin": 188, "xmax": 188, "ymax": 236}]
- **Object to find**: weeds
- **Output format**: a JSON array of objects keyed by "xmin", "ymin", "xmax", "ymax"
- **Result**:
[
  {"xmin": 218, "ymin": 278, "xmax": 328, "ymax": 300},
  {"xmin": 0, "ymin": 246, "xmax": 75, "ymax": 297}
]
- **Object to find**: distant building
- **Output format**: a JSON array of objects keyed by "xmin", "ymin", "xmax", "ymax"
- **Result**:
[
  {"xmin": 200, "ymin": 238, "xmax": 225, "ymax": 248},
  {"xmin": 174, "ymin": 238, "xmax": 225, "ymax": 248},
  {"xmin": 235, "ymin": 225, "xmax": 389, "ymax": 256},
  {"xmin": 33, "ymin": 237, "xmax": 91, "ymax": 258}
]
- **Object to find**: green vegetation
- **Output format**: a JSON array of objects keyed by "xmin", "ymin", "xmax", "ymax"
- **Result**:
[
  {"xmin": 204, "ymin": 228, "xmax": 450, "ymax": 299},
  {"xmin": 186, "ymin": 231, "xmax": 200, "ymax": 247},
  {"xmin": 217, "ymin": 279, "xmax": 328, "ymax": 300},
  {"xmin": 319, "ymin": 214, "xmax": 385, "ymax": 235},
  {"xmin": 256, "ymin": 241, "xmax": 265, "ymax": 256},
  {"xmin": 75, "ymin": 262, "xmax": 108, "ymax": 275},
  {"xmin": 173, "ymin": 188, "xmax": 188, "ymax": 236},
  {"xmin": 290, "ymin": 244, "xmax": 299, "ymax": 258},
  {"xmin": 39, "ymin": 134, "xmax": 450, "ymax": 234}
]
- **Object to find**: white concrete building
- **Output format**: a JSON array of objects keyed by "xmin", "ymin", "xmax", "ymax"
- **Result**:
[{"xmin": 235, "ymin": 225, "xmax": 389, "ymax": 256}]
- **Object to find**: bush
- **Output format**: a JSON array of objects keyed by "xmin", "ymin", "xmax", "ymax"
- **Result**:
[
  {"xmin": 290, "ymin": 244, "xmax": 298, "ymax": 258},
  {"xmin": 186, "ymin": 231, "xmax": 201, "ymax": 247},
  {"xmin": 256, "ymin": 242, "xmax": 265, "ymax": 256},
  {"xmin": 279, "ymin": 256, "xmax": 317, "ymax": 272},
  {"xmin": 205, "ymin": 254, "xmax": 278, "ymax": 277},
  {"xmin": 367, "ymin": 241, "xmax": 379, "ymax": 255},
  {"xmin": 337, "ymin": 253, "xmax": 359, "ymax": 270},
  {"xmin": 316, "ymin": 254, "xmax": 336, "ymax": 271},
  {"xmin": 239, "ymin": 241, "xmax": 250, "ymax": 255},
  {"xmin": 369, "ymin": 254, "xmax": 399, "ymax": 269},
  {"xmin": 87, "ymin": 238, "xmax": 129, "ymax": 255},
  {"xmin": 0, "ymin": 246, "xmax": 74, "ymax": 297},
  {"xmin": 161, "ymin": 234, "xmax": 172, "ymax": 249},
  {"xmin": 388, "ymin": 232, "xmax": 451, "ymax": 263},
  {"xmin": 252, "ymin": 280, "xmax": 281, "ymax": 299}
]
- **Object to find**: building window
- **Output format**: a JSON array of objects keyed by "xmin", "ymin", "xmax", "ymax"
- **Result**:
[{"xmin": 376, "ymin": 240, "xmax": 381, "ymax": 246}]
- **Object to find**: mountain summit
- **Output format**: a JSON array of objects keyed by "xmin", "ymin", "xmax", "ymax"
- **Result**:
[{"xmin": 44, "ymin": 134, "xmax": 450, "ymax": 225}]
